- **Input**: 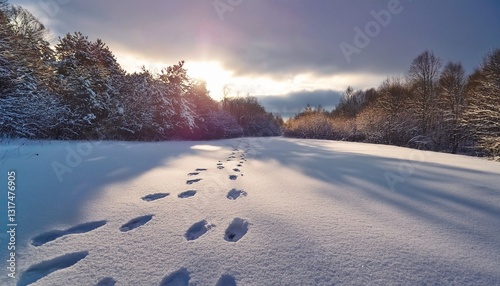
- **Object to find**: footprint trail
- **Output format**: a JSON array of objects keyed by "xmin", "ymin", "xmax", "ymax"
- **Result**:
[
  {"xmin": 18, "ymin": 251, "xmax": 89, "ymax": 286},
  {"xmin": 185, "ymin": 220, "xmax": 214, "ymax": 241},
  {"xmin": 120, "ymin": 215, "xmax": 154, "ymax": 232},
  {"xmin": 96, "ymin": 277, "xmax": 117, "ymax": 286},
  {"xmin": 178, "ymin": 190, "xmax": 197, "ymax": 199},
  {"xmin": 227, "ymin": 189, "xmax": 247, "ymax": 200},
  {"xmin": 186, "ymin": 178, "xmax": 202, "ymax": 185},
  {"xmin": 216, "ymin": 274, "xmax": 237, "ymax": 286},
  {"xmin": 142, "ymin": 193, "xmax": 169, "ymax": 202},
  {"xmin": 160, "ymin": 268, "xmax": 191, "ymax": 286},
  {"xmin": 31, "ymin": 220, "xmax": 107, "ymax": 247},
  {"xmin": 224, "ymin": 218, "xmax": 249, "ymax": 242}
]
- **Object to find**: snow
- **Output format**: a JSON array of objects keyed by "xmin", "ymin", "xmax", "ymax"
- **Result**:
[{"xmin": 1, "ymin": 138, "xmax": 500, "ymax": 285}]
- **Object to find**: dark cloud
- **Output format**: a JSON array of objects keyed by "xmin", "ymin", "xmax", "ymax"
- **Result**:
[
  {"xmin": 257, "ymin": 90, "xmax": 342, "ymax": 118},
  {"xmin": 10, "ymin": 0, "xmax": 500, "ymax": 77}
]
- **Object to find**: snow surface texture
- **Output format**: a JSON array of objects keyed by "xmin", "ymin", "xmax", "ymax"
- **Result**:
[{"xmin": 1, "ymin": 138, "xmax": 500, "ymax": 285}]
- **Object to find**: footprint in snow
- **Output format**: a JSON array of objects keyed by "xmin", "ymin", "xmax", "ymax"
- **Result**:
[
  {"xmin": 216, "ymin": 274, "xmax": 237, "ymax": 286},
  {"xmin": 160, "ymin": 268, "xmax": 191, "ymax": 286},
  {"xmin": 229, "ymin": 175, "xmax": 238, "ymax": 181},
  {"xmin": 188, "ymin": 172, "xmax": 200, "ymax": 176},
  {"xmin": 233, "ymin": 168, "xmax": 240, "ymax": 172},
  {"xmin": 142, "ymin": 193, "xmax": 169, "ymax": 202},
  {"xmin": 237, "ymin": 164, "xmax": 242, "ymax": 167},
  {"xmin": 31, "ymin": 220, "xmax": 107, "ymax": 247},
  {"xmin": 120, "ymin": 215, "xmax": 154, "ymax": 232},
  {"xmin": 185, "ymin": 220, "xmax": 214, "ymax": 241},
  {"xmin": 218, "ymin": 166, "xmax": 225, "ymax": 170},
  {"xmin": 96, "ymin": 277, "xmax": 117, "ymax": 286},
  {"xmin": 225, "ymin": 218, "xmax": 249, "ymax": 242},
  {"xmin": 186, "ymin": 178, "xmax": 202, "ymax": 185},
  {"xmin": 195, "ymin": 168, "xmax": 207, "ymax": 172},
  {"xmin": 227, "ymin": 189, "xmax": 247, "ymax": 200},
  {"xmin": 18, "ymin": 251, "xmax": 88, "ymax": 286},
  {"xmin": 178, "ymin": 190, "xmax": 197, "ymax": 199}
]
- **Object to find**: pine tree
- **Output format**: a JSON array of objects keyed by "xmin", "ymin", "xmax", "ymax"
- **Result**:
[
  {"xmin": 54, "ymin": 32, "xmax": 125, "ymax": 139},
  {"xmin": 463, "ymin": 49, "xmax": 500, "ymax": 159},
  {"xmin": 0, "ymin": 3, "xmax": 68, "ymax": 139}
]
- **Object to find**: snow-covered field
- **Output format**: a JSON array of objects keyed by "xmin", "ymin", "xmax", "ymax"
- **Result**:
[{"xmin": 1, "ymin": 137, "xmax": 500, "ymax": 286}]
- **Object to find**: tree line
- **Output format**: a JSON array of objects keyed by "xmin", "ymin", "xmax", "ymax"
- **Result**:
[
  {"xmin": 285, "ymin": 49, "xmax": 500, "ymax": 160},
  {"xmin": 2, "ymin": 1, "xmax": 498, "ymax": 160},
  {"xmin": 0, "ymin": 1, "xmax": 282, "ymax": 141}
]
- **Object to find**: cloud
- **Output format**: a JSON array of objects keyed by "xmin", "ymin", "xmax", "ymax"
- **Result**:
[
  {"xmin": 257, "ymin": 90, "xmax": 343, "ymax": 118},
  {"xmin": 9, "ymin": 0, "xmax": 500, "ymax": 84},
  {"xmin": 7, "ymin": 0, "xmax": 500, "ymax": 122}
]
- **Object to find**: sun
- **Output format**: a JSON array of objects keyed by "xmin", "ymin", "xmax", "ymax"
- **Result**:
[{"xmin": 185, "ymin": 61, "xmax": 233, "ymax": 100}]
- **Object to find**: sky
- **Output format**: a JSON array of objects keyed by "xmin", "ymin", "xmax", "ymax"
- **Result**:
[{"xmin": 9, "ymin": 0, "xmax": 500, "ymax": 117}]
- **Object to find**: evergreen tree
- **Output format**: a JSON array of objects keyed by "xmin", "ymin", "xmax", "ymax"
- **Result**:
[
  {"xmin": 0, "ymin": 2, "xmax": 68, "ymax": 139},
  {"xmin": 54, "ymin": 32, "xmax": 125, "ymax": 138},
  {"xmin": 463, "ymin": 49, "xmax": 500, "ymax": 159}
]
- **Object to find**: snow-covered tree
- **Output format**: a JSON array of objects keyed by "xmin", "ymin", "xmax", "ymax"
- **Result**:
[
  {"xmin": 407, "ymin": 51, "xmax": 442, "ymax": 136},
  {"xmin": 284, "ymin": 107, "xmax": 337, "ymax": 140},
  {"xmin": 0, "ymin": 2, "xmax": 68, "ymax": 139},
  {"xmin": 333, "ymin": 86, "xmax": 366, "ymax": 118},
  {"xmin": 437, "ymin": 62, "xmax": 467, "ymax": 153},
  {"xmin": 222, "ymin": 96, "xmax": 282, "ymax": 137},
  {"xmin": 118, "ymin": 64, "xmax": 197, "ymax": 141},
  {"xmin": 1, "ymin": 1, "xmax": 281, "ymax": 141},
  {"xmin": 179, "ymin": 80, "xmax": 220, "ymax": 139},
  {"xmin": 463, "ymin": 49, "xmax": 500, "ymax": 159},
  {"xmin": 372, "ymin": 77, "xmax": 417, "ymax": 145},
  {"xmin": 204, "ymin": 110, "xmax": 243, "ymax": 139},
  {"xmin": 158, "ymin": 61, "xmax": 199, "ymax": 138},
  {"xmin": 54, "ymin": 32, "xmax": 125, "ymax": 139}
]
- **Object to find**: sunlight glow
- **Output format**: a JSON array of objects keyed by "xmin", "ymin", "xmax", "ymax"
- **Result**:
[
  {"xmin": 184, "ymin": 61, "xmax": 233, "ymax": 100},
  {"xmin": 191, "ymin": 145, "xmax": 222, "ymax": 151},
  {"xmin": 114, "ymin": 51, "xmax": 387, "ymax": 101}
]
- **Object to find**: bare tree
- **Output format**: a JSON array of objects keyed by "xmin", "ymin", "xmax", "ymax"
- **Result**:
[
  {"xmin": 334, "ymin": 86, "xmax": 365, "ymax": 118},
  {"xmin": 8, "ymin": 5, "xmax": 47, "ymax": 40},
  {"xmin": 222, "ymin": 84, "xmax": 231, "ymax": 99},
  {"xmin": 376, "ymin": 77, "xmax": 415, "ymax": 145},
  {"xmin": 407, "ymin": 51, "xmax": 442, "ymax": 136},
  {"xmin": 438, "ymin": 62, "xmax": 467, "ymax": 153}
]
